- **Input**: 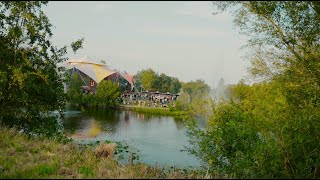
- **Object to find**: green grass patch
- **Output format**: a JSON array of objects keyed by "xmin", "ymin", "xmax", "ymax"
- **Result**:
[
  {"xmin": 37, "ymin": 164, "xmax": 57, "ymax": 176},
  {"xmin": 79, "ymin": 166, "xmax": 94, "ymax": 177},
  {"xmin": 117, "ymin": 105, "xmax": 187, "ymax": 117}
]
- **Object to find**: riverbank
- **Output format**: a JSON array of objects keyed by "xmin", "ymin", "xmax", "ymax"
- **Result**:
[
  {"xmin": 115, "ymin": 105, "xmax": 187, "ymax": 117},
  {"xmin": 0, "ymin": 126, "xmax": 208, "ymax": 179},
  {"xmin": 66, "ymin": 102, "xmax": 188, "ymax": 118}
]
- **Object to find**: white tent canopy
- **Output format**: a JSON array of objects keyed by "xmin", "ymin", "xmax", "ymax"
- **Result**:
[
  {"xmin": 67, "ymin": 55, "xmax": 107, "ymax": 66},
  {"xmin": 57, "ymin": 55, "xmax": 116, "ymax": 83}
]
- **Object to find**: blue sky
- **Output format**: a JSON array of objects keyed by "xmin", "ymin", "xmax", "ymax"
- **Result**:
[{"xmin": 43, "ymin": 1, "xmax": 250, "ymax": 88}]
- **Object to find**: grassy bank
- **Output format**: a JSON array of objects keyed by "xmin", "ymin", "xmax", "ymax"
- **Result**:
[
  {"xmin": 66, "ymin": 103, "xmax": 187, "ymax": 118},
  {"xmin": 0, "ymin": 127, "xmax": 206, "ymax": 179},
  {"xmin": 115, "ymin": 105, "xmax": 187, "ymax": 117}
]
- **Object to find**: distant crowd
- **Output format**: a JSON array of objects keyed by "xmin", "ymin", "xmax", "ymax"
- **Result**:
[
  {"xmin": 80, "ymin": 85, "xmax": 180, "ymax": 108},
  {"xmin": 119, "ymin": 91, "xmax": 179, "ymax": 108}
]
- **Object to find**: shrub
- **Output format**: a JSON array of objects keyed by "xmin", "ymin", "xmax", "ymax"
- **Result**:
[{"xmin": 95, "ymin": 80, "xmax": 121, "ymax": 107}]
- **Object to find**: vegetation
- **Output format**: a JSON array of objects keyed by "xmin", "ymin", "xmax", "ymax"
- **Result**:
[
  {"xmin": 0, "ymin": 126, "xmax": 206, "ymax": 179},
  {"xmin": 95, "ymin": 80, "xmax": 121, "ymax": 107},
  {"xmin": 66, "ymin": 73, "xmax": 83, "ymax": 106},
  {"xmin": 185, "ymin": 1, "xmax": 320, "ymax": 178},
  {"xmin": 175, "ymin": 89, "xmax": 190, "ymax": 111},
  {"xmin": 0, "ymin": 1, "xmax": 83, "ymax": 137},
  {"xmin": 117, "ymin": 105, "xmax": 186, "ymax": 117},
  {"xmin": 2, "ymin": 1, "xmax": 319, "ymax": 179},
  {"xmin": 66, "ymin": 75, "xmax": 121, "ymax": 109},
  {"xmin": 176, "ymin": 79, "xmax": 212, "ymax": 119},
  {"xmin": 181, "ymin": 79, "xmax": 210, "ymax": 102},
  {"xmin": 134, "ymin": 68, "xmax": 182, "ymax": 94}
]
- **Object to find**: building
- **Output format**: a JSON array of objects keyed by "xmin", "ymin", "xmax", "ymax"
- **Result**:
[{"xmin": 57, "ymin": 55, "xmax": 135, "ymax": 93}]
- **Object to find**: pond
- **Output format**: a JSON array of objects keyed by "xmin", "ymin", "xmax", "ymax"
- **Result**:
[{"xmin": 62, "ymin": 108, "xmax": 203, "ymax": 169}]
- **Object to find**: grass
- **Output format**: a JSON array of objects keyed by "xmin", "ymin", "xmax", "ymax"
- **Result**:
[
  {"xmin": 116, "ymin": 105, "xmax": 187, "ymax": 117},
  {"xmin": 0, "ymin": 126, "xmax": 206, "ymax": 179}
]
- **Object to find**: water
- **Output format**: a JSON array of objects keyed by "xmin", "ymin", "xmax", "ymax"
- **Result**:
[{"xmin": 63, "ymin": 108, "xmax": 202, "ymax": 169}]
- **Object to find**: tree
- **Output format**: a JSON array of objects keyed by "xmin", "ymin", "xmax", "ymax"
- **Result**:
[
  {"xmin": 66, "ymin": 73, "xmax": 84, "ymax": 105},
  {"xmin": 134, "ymin": 68, "xmax": 182, "ymax": 93},
  {"xmin": 182, "ymin": 79, "xmax": 210, "ymax": 101},
  {"xmin": 169, "ymin": 77, "xmax": 182, "ymax": 94},
  {"xmin": 135, "ymin": 68, "xmax": 158, "ymax": 91},
  {"xmin": 0, "ymin": 1, "xmax": 83, "ymax": 137},
  {"xmin": 185, "ymin": 1, "xmax": 320, "ymax": 178},
  {"xmin": 95, "ymin": 80, "xmax": 121, "ymax": 107}
]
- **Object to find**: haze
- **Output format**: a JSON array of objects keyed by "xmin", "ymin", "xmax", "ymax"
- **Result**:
[{"xmin": 43, "ymin": 1, "xmax": 249, "ymax": 88}]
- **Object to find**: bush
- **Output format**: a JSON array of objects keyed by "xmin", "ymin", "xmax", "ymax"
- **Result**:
[
  {"xmin": 66, "ymin": 73, "xmax": 84, "ymax": 105},
  {"xmin": 185, "ymin": 80, "xmax": 320, "ymax": 178},
  {"xmin": 95, "ymin": 80, "xmax": 121, "ymax": 107}
]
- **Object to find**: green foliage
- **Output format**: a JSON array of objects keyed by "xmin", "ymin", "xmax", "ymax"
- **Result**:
[
  {"xmin": 66, "ymin": 73, "xmax": 84, "ymax": 105},
  {"xmin": 181, "ymin": 79, "xmax": 210, "ymax": 102},
  {"xmin": 175, "ymin": 89, "xmax": 190, "ymax": 111},
  {"xmin": 66, "ymin": 79, "xmax": 122, "ymax": 109},
  {"xmin": 79, "ymin": 166, "xmax": 94, "ymax": 177},
  {"xmin": 82, "ymin": 93, "xmax": 96, "ymax": 105},
  {"xmin": 134, "ymin": 68, "xmax": 158, "ymax": 91},
  {"xmin": 134, "ymin": 68, "xmax": 181, "ymax": 94},
  {"xmin": 71, "ymin": 38, "xmax": 85, "ymax": 54},
  {"xmin": 175, "ymin": 79, "xmax": 211, "ymax": 113},
  {"xmin": 0, "ymin": 1, "xmax": 83, "ymax": 138},
  {"xmin": 127, "ymin": 106, "xmax": 185, "ymax": 117},
  {"xmin": 95, "ymin": 80, "xmax": 121, "ymax": 107},
  {"xmin": 37, "ymin": 165, "xmax": 57, "ymax": 176},
  {"xmin": 185, "ymin": 1, "xmax": 320, "ymax": 178}
]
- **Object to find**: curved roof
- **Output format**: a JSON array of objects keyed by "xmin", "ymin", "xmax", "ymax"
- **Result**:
[
  {"xmin": 120, "ymin": 72, "xmax": 135, "ymax": 87},
  {"xmin": 67, "ymin": 55, "xmax": 107, "ymax": 66},
  {"xmin": 57, "ymin": 55, "xmax": 116, "ymax": 83}
]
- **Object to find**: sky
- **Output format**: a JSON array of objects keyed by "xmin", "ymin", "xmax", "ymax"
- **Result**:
[{"xmin": 43, "ymin": 1, "xmax": 250, "ymax": 88}]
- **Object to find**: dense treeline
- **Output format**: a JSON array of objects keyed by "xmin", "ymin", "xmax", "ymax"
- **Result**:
[
  {"xmin": 132, "ymin": 68, "xmax": 211, "ymax": 112},
  {"xmin": 185, "ymin": 1, "xmax": 320, "ymax": 178},
  {"xmin": 66, "ymin": 69, "xmax": 211, "ymax": 113},
  {"xmin": 133, "ymin": 68, "xmax": 182, "ymax": 94}
]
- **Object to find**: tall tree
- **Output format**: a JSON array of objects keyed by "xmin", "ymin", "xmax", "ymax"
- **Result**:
[
  {"xmin": 169, "ymin": 77, "xmax": 182, "ymax": 94},
  {"xmin": 0, "ymin": 1, "xmax": 83, "ymax": 137},
  {"xmin": 182, "ymin": 79, "xmax": 210, "ymax": 101},
  {"xmin": 66, "ymin": 73, "xmax": 84, "ymax": 105},
  {"xmin": 185, "ymin": 1, "xmax": 320, "ymax": 178},
  {"xmin": 134, "ymin": 68, "xmax": 158, "ymax": 91}
]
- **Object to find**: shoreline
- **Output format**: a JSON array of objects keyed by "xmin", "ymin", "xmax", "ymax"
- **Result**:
[{"xmin": 113, "ymin": 105, "xmax": 187, "ymax": 117}]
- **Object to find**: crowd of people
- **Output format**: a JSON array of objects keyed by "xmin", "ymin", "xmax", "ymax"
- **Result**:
[
  {"xmin": 119, "ymin": 91, "xmax": 179, "ymax": 108},
  {"xmin": 80, "ymin": 85, "xmax": 180, "ymax": 108}
]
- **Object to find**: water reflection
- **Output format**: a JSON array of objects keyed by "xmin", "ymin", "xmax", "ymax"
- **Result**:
[{"xmin": 63, "ymin": 109, "xmax": 201, "ymax": 168}]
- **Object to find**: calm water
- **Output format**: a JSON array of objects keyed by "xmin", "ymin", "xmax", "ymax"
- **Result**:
[{"xmin": 63, "ymin": 108, "xmax": 202, "ymax": 168}]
